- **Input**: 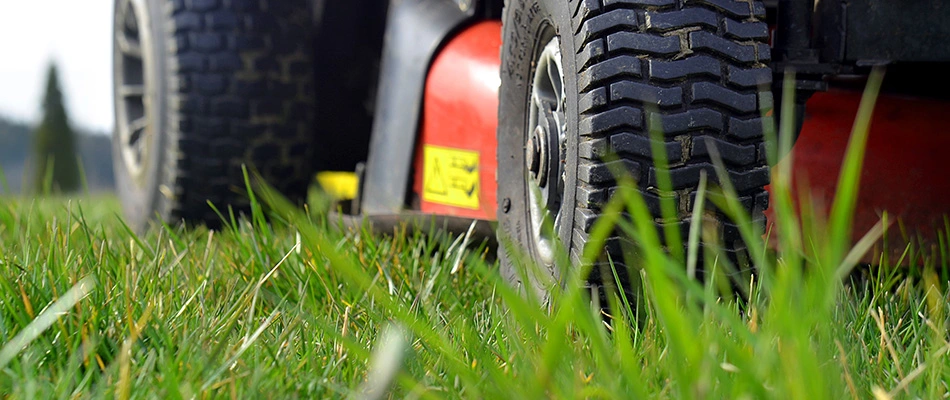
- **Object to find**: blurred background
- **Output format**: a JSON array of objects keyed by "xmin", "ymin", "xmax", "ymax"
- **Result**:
[{"xmin": 0, "ymin": 1, "xmax": 115, "ymax": 194}]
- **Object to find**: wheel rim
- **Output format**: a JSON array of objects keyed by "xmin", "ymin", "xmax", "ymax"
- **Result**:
[
  {"xmin": 114, "ymin": 0, "xmax": 154, "ymax": 183},
  {"xmin": 526, "ymin": 34, "xmax": 567, "ymax": 266}
]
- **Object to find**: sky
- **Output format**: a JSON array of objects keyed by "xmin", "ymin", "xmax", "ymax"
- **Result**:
[{"xmin": 0, "ymin": 1, "xmax": 114, "ymax": 133}]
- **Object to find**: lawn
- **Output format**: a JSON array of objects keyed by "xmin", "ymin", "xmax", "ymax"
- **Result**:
[{"xmin": 2, "ymin": 72, "xmax": 950, "ymax": 399}]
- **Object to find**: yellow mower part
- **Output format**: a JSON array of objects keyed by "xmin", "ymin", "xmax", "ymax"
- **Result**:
[{"xmin": 316, "ymin": 172, "xmax": 358, "ymax": 200}]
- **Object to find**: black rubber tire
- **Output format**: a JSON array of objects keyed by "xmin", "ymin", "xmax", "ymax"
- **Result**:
[
  {"xmin": 112, "ymin": 0, "xmax": 317, "ymax": 231},
  {"xmin": 497, "ymin": 0, "xmax": 772, "ymax": 299}
]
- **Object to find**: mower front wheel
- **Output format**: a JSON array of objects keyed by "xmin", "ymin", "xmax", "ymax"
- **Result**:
[{"xmin": 497, "ymin": 0, "xmax": 773, "ymax": 301}]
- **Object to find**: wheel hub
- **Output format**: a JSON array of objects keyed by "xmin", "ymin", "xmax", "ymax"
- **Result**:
[
  {"xmin": 526, "ymin": 106, "xmax": 561, "ymax": 189},
  {"xmin": 114, "ymin": 0, "xmax": 155, "ymax": 183},
  {"xmin": 525, "ymin": 34, "xmax": 566, "ymax": 265}
]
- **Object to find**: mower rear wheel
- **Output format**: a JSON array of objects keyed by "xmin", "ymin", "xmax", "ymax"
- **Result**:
[
  {"xmin": 497, "ymin": 0, "xmax": 773, "ymax": 301},
  {"xmin": 112, "ymin": 0, "xmax": 317, "ymax": 231}
]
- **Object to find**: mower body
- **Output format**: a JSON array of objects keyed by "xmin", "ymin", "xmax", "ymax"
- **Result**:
[
  {"xmin": 111, "ymin": 0, "xmax": 950, "ymax": 257},
  {"xmin": 332, "ymin": 0, "xmax": 950, "ymax": 249}
]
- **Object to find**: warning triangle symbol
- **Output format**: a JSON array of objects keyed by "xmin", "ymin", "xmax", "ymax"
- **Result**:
[{"xmin": 425, "ymin": 159, "xmax": 448, "ymax": 195}]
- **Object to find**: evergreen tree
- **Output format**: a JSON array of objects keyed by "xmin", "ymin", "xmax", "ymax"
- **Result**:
[{"xmin": 32, "ymin": 63, "xmax": 80, "ymax": 193}]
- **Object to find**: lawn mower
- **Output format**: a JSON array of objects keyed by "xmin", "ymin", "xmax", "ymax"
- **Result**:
[{"xmin": 112, "ymin": 0, "xmax": 950, "ymax": 295}]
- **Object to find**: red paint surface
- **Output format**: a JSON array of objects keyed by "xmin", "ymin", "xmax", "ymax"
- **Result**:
[
  {"xmin": 768, "ymin": 91, "xmax": 950, "ymax": 251},
  {"xmin": 413, "ymin": 21, "xmax": 501, "ymax": 220}
]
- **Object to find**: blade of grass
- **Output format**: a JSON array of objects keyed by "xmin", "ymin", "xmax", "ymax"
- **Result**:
[
  {"xmin": 827, "ymin": 67, "xmax": 885, "ymax": 266},
  {"xmin": 0, "ymin": 276, "xmax": 95, "ymax": 368}
]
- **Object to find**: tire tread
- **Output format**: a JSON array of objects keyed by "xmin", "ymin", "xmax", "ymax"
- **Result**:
[
  {"xmin": 570, "ymin": 0, "xmax": 771, "ymax": 268},
  {"xmin": 164, "ymin": 0, "xmax": 316, "ymax": 224}
]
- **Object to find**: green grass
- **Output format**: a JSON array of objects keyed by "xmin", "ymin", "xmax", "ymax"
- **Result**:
[{"xmin": 3, "ymin": 70, "xmax": 950, "ymax": 399}]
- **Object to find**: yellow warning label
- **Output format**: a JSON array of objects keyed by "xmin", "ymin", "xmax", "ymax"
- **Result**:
[{"xmin": 422, "ymin": 145, "xmax": 480, "ymax": 209}]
